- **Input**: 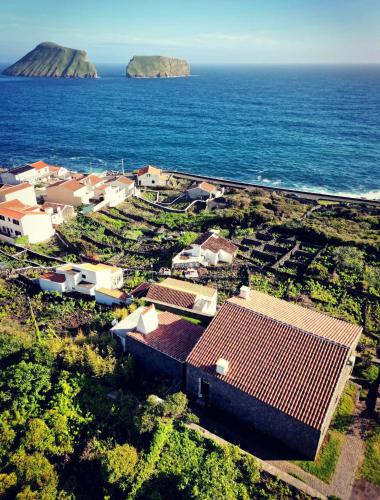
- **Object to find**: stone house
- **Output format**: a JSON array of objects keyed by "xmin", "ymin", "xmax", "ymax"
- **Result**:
[
  {"xmin": 111, "ymin": 304, "xmax": 204, "ymax": 379},
  {"xmin": 186, "ymin": 287, "xmax": 362, "ymax": 459}
]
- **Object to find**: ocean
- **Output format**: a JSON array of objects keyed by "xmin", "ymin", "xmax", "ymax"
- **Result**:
[{"xmin": 0, "ymin": 64, "xmax": 379, "ymax": 199}]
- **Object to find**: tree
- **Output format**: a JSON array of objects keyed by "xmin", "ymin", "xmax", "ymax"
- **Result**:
[
  {"xmin": 101, "ymin": 443, "xmax": 138, "ymax": 485},
  {"xmin": 12, "ymin": 452, "xmax": 58, "ymax": 496}
]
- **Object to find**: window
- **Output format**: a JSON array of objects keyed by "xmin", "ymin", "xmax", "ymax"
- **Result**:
[
  {"xmin": 151, "ymin": 180, "xmax": 155, "ymax": 184},
  {"xmin": 0, "ymin": 215, "xmax": 4, "ymax": 221},
  {"xmin": 82, "ymin": 274, "xmax": 86, "ymax": 279},
  {"xmin": 15, "ymin": 231, "xmax": 21, "ymax": 236},
  {"xmin": 12, "ymin": 219, "xmax": 20, "ymax": 225}
]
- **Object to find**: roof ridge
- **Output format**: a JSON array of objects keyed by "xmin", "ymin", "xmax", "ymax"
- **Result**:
[{"xmin": 227, "ymin": 300, "xmax": 350, "ymax": 349}]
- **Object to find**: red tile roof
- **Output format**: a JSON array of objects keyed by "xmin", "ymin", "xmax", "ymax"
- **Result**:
[
  {"xmin": 193, "ymin": 232, "xmax": 238, "ymax": 255},
  {"xmin": 28, "ymin": 160, "xmax": 49, "ymax": 170},
  {"xmin": 0, "ymin": 200, "xmax": 47, "ymax": 220},
  {"xmin": 198, "ymin": 181, "xmax": 218, "ymax": 193},
  {"xmin": 116, "ymin": 175, "xmax": 134, "ymax": 186},
  {"xmin": 0, "ymin": 182, "xmax": 32, "ymax": 195},
  {"xmin": 49, "ymin": 179, "xmax": 85, "ymax": 192},
  {"xmin": 82, "ymin": 174, "xmax": 103, "ymax": 186},
  {"xmin": 229, "ymin": 291, "xmax": 362, "ymax": 347},
  {"xmin": 187, "ymin": 298, "xmax": 356, "ymax": 430},
  {"xmin": 147, "ymin": 283, "xmax": 196, "ymax": 309},
  {"xmin": 131, "ymin": 281, "xmax": 151, "ymax": 298},
  {"xmin": 137, "ymin": 165, "xmax": 162, "ymax": 176},
  {"xmin": 40, "ymin": 272, "xmax": 66, "ymax": 283},
  {"xmin": 129, "ymin": 310, "xmax": 204, "ymax": 362}
]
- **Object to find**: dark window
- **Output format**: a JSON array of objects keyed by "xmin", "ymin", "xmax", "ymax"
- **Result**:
[
  {"xmin": 0, "ymin": 215, "xmax": 4, "ymax": 221},
  {"xmin": 15, "ymin": 231, "xmax": 21, "ymax": 236},
  {"xmin": 151, "ymin": 180, "xmax": 155, "ymax": 184},
  {"xmin": 82, "ymin": 274, "xmax": 86, "ymax": 279},
  {"xmin": 12, "ymin": 219, "xmax": 20, "ymax": 225}
]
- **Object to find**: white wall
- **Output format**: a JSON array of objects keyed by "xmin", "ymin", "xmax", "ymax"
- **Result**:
[
  {"xmin": 39, "ymin": 279, "xmax": 66, "ymax": 293},
  {"xmin": 0, "ymin": 186, "xmax": 37, "ymax": 206},
  {"xmin": 21, "ymin": 214, "xmax": 55, "ymax": 243}
]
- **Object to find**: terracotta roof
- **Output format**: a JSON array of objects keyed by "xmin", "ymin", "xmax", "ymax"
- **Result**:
[
  {"xmin": 187, "ymin": 300, "xmax": 350, "ymax": 430},
  {"xmin": 147, "ymin": 283, "xmax": 196, "ymax": 309},
  {"xmin": 0, "ymin": 200, "xmax": 47, "ymax": 220},
  {"xmin": 0, "ymin": 182, "xmax": 32, "ymax": 195},
  {"xmin": 82, "ymin": 174, "xmax": 103, "ymax": 186},
  {"xmin": 48, "ymin": 165, "xmax": 65, "ymax": 173},
  {"xmin": 193, "ymin": 232, "xmax": 238, "ymax": 255},
  {"xmin": 49, "ymin": 179, "xmax": 85, "ymax": 192},
  {"xmin": 229, "ymin": 291, "xmax": 362, "ymax": 347},
  {"xmin": 197, "ymin": 181, "xmax": 218, "ymax": 193},
  {"xmin": 40, "ymin": 272, "xmax": 66, "ymax": 283},
  {"xmin": 28, "ymin": 160, "xmax": 49, "ymax": 170},
  {"xmin": 130, "ymin": 281, "xmax": 151, "ymax": 298},
  {"xmin": 137, "ymin": 165, "xmax": 162, "ymax": 176},
  {"xmin": 116, "ymin": 175, "xmax": 134, "ymax": 186},
  {"xmin": 129, "ymin": 310, "xmax": 204, "ymax": 362},
  {"xmin": 96, "ymin": 288, "xmax": 127, "ymax": 300}
]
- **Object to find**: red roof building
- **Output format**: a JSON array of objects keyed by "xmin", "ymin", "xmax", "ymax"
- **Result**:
[{"xmin": 186, "ymin": 288, "xmax": 362, "ymax": 459}]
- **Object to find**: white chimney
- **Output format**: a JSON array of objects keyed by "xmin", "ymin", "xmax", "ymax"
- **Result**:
[
  {"xmin": 216, "ymin": 358, "xmax": 229, "ymax": 375},
  {"xmin": 239, "ymin": 285, "xmax": 250, "ymax": 300},
  {"xmin": 136, "ymin": 305, "xmax": 159, "ymax": 335}
]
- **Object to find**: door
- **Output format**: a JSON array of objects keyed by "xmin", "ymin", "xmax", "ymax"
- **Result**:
[{"xmin": 199, "ymin": 378, "xmax": 210, "ymax": 405}]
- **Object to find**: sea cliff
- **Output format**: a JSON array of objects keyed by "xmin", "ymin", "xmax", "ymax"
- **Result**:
[
  {"xmin": 3, "ymin": 42, "xmax": 97, "ymax": 78},
  {"xmin": 126, "ymin": 56, "xmax": 190, "ymax": 78}
]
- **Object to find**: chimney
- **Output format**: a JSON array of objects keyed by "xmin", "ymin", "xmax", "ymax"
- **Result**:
[
  {"xmin": 239, "ymin": 285, "xmax": 250, "ymax": 300},
  {"xmin": 136, "ymin": 305, "xmax": 159, "ymax": 335},
  {"xmin": 216, "ymin": 358, "xmax": 229, "ymax": 376}
]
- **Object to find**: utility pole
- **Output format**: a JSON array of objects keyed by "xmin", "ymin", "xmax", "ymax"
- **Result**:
[{"xmin": 121, "ymin": 159, "xmax": 125, "ymax": 175}]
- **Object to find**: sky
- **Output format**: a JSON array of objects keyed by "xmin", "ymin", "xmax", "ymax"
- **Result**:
[{"xmin": 1, "ymin": 0, "xmax": 380, "ymax": 64}]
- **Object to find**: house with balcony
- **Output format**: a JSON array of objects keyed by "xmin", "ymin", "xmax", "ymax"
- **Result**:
[
  {"xmin": 39, "ymin": 262, "xmax": 124, "ymax": 297},
  {"xmin": 0, "ymin": 199, "xmax": 55, "ymax": 243},
  {"xmin": 172, "ymin": 231, "xmax": 238, "ymax": 269}
]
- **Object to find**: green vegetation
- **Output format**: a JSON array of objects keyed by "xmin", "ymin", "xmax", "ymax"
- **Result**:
[
  {"xmin": 359, "ymin": 425, "xmax": 380, "ymax": 486},
  {"xmin": 0, "ymin": 278, "xmax": 311, "ymax": 499},
  {"xmin": 296, "ymin": 431, "xmax": 343, "ymax": 483}
]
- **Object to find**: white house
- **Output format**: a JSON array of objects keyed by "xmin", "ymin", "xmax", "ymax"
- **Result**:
[
  {"xmin": 0, "ymin": 199, "xmax": 55, "ymax": 244},
  {"xmin": 94, "ymin": 288, "xmax": 129, "ymax": 306},
  {"xmin": 39, "ymin": 262, "xmax": 124, "ymax": 297},
  {"xmin": 136, "ymin": 165, "xmax": 168, "ymax": 187},
  {"xmin": 0, "ymin": 183, "xmax": 37, "ymax": 206},
  {"xmin": 187, "ymin": 181, "xmax": 224, "ymax": 200},
  {"xmin": 172, "ymin": 231, "xmax": 238, "ymax": 268},
  {"xmin": 41, "ymin": 202, "xmax": 75, "ymax": 225},
  {"xmin": 45, "ymin": 179, "xmax": 93, "ymax": 207},
  {"xmin": 109, "ymin": 176, "xmax": 135, "ymax": 199},
  {"xmin": 0, "ymin": 165, "xmax": 40, "ymax": 185}
]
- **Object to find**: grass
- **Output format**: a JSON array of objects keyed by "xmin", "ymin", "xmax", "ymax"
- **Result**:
[
  {"xmin": 359, "ymin": 427, "xmax": 380, "ymax": 486},
  {"xmin": 318, "ymin": 200, "xmax": 339, "ymax": 206},
  {"xmin": 295, "ymin": 430, "xmax": 343, "ymax": 483},
  {"xmin": 294, "ymin": 382, "xmax": 357, "ymax": 483}
]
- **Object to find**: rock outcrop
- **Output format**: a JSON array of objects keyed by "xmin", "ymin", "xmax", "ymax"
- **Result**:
[
  {"xmin": 3, "ymin": 42, "xmax": 97, "ymax": 78},
  {"xmin": 126, "ymin": 56, "xmax": 190, "ymax": 78}
]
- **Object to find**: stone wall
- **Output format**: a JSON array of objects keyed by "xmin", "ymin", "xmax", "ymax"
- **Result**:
[
  {"xmin": 124, "ymin": 335, "xmax": 184, "ymax": 381},
  {"xmin": 186, "ymin": 364, "xmax": 321, "ymax": 459}
]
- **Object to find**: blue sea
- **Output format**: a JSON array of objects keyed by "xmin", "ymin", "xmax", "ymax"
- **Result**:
[{"xmin": 0, "ymin": 64, "xmax": 379, "ymax": 199}]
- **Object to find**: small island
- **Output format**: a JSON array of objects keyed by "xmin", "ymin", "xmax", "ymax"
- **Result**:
[
  {"xmin": 126, "ymin": 55, "xmax": 190, "ymax": 78},
  {"xmin": 2, "ymin": 41, "xmax": 97, "ymax": 78}
]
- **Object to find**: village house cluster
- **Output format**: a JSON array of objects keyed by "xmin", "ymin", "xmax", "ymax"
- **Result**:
[
  {"xmin": 0, "ymin": 159, "xmax": 365, "ymax": 462},
  {"xmin": 0, "ymin": 160, "xmax": 139, "ymax": 244}
]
